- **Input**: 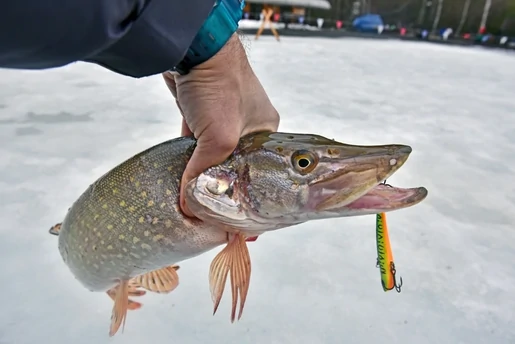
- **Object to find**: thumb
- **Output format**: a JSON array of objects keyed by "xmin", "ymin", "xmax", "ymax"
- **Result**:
[{"xmin": 179, "ymin": 132, "xmax": 239, "ymax": 218}]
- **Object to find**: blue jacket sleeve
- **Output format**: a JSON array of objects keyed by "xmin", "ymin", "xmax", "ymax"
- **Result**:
[{"xmin": 0, "ymin": 0, "xmax": 215, "ymax": 77}]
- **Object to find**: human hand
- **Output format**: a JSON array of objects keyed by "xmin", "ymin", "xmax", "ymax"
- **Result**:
[{"xmin": 163, "ymin": 33, "xmax": 280, "ymax": 217}]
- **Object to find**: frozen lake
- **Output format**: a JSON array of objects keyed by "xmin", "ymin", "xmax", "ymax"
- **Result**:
[{"xmin": 0, "ymin": 37, "xmax": 514, "ymax": 344}]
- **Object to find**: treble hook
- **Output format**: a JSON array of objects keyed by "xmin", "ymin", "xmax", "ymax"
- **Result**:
[
  {"xmin": 389, "ymin": 261, "xmax": 403, "ymax": 293},
  {"xmin": 381, "ymin": 180, "xmax": 393, "ymax": 188}
]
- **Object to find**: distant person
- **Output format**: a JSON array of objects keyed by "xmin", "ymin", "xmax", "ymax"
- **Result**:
[
  {"xmin": 0, "ymin": 0, "xmax": 280, "ymax": 217},
  {"xmin": 255, "ymin": 6, "xmax": 280, "ymax": 41}
]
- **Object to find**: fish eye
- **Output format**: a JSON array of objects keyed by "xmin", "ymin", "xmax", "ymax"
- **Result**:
[{"xmin": 291, "ymin": 150, "xmax": 318, "ymax": 174}]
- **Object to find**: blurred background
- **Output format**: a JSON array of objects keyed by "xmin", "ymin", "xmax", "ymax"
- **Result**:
[{"xmin": 239, "ymin": 0, "xmax": 515, "ymax": 49}]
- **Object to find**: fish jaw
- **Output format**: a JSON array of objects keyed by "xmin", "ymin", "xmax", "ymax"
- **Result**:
[
  {"xmin": 302, "ymin": 144, "xmax": 412, "ymax": 213},
  {"xmin": 340, "ymin": 184, "xmax": 428, "ymax": 215},
  {"xmin": 184, "ymin": 132, "xmax": 427, "ymax": 234},
  {"xmin": 303, "ymin": 184, "xmax": 428, "ymax": 219}
]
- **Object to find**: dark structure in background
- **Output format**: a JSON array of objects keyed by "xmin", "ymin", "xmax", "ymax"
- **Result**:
[
  {"xmin": 265, "ymin": 0, "xmax": 515, "ymax": 35},
  {"xmin": 238, "ymin": 0, "xmax": 515, "ymax": 51}
]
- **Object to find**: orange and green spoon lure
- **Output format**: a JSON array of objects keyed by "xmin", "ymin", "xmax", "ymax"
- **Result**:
[{"xmin": 376, "ymin": 212, "xmax": 403, "ymax": 293}]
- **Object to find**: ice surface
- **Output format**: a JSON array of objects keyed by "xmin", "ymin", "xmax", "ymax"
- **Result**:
[{"xmin": 0, "ymin": 37, "xmax": 514, "ymax": 344}]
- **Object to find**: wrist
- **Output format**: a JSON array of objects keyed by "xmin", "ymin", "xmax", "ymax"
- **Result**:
[
  {"xmin": 171, "ymin": 0, "xmax": 245, "ymax": 75},
  {"xmin": 193, "ymin": 34, "xmax": 249, "ymax": 73},
  {"xmin": 174, "ymin": 33, "xmax": 251, "ymax": 86}
]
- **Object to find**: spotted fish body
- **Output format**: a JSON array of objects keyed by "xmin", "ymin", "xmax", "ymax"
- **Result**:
[
  {"xmin": 58, "ymin": 137, "xmax": 227, "ymax": 292},
  {"xmin": 53, "ymin": 131, "xmax": 428, "ymax": 336}
]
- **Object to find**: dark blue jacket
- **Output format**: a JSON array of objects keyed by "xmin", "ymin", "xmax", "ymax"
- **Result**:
[{"xmin": 0, "ymin": 0, "xmax": 214, "ymax": 77}]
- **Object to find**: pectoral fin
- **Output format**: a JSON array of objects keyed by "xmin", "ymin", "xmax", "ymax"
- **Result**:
[{"xmin": 209, "ymin": 233, "xmax": 251, "ymax": 322}]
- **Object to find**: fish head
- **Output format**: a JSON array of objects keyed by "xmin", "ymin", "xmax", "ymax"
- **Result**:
[{"xmin": 184, "ymin": 132, "xmax": 428, "ymax": 235}]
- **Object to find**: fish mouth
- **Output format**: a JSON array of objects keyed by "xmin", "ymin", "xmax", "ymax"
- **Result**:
[
  {"xmin": 305, "ymin": 144, "xmax": 414, "ymax": 212},
  {"xmin": 334, "ymin": 183, "xmax": 428, "ymax": 215}
]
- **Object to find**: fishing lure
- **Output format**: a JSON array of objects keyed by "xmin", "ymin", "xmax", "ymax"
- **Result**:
[{"xmin": 375, "ymin": 209, "xmax": 403, "ymax": 293}]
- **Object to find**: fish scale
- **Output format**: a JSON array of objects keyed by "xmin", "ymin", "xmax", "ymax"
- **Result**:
[{"xmin": 57, "ymin": 136, "xmax": 228, "ymax": 292}]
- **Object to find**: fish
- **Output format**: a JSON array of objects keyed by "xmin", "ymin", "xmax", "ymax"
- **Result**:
[{"xmin": 49, "ymin": 131, "xmax": 428, "ymax": 336}]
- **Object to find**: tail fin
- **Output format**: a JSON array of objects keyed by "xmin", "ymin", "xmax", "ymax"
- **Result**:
[{"xmin": 49, "ymin": 223, "xmax": 62, "ymax": 236}]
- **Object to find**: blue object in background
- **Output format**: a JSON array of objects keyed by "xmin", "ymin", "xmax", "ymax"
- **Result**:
[{"xmin": 352, "ymin": 14, "xmax": 384, "ymax": 32}]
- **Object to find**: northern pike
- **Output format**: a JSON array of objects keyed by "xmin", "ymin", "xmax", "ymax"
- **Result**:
[{"xmin": 49, "ymin": 132, "xmax": 428, "ymax": 336}]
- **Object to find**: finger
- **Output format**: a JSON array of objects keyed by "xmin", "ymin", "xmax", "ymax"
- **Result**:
[
  {"xmin": 162, "ymin": 72, "xmax": 178, "ymax": 99},
  {"xmin": 181, "ymin": 118, "xmax": 193, "ymax": 137},
  {"xmin": 165, "ymin": 74, "xmax": 190, "ymax": 137},
  {"xmin": 179, "ymin": 131, "xmax": 240, "ymax": 218}
]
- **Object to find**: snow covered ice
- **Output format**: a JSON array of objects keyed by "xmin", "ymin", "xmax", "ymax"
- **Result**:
[{"xmin": 0, "ymin": 37, "xmax": 514, "ymax": 344}]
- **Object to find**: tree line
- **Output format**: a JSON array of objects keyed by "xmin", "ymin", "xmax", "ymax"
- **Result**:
[{"xmin": 309, "ymin": 0, "xmax": 515, "ymax": 35}]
